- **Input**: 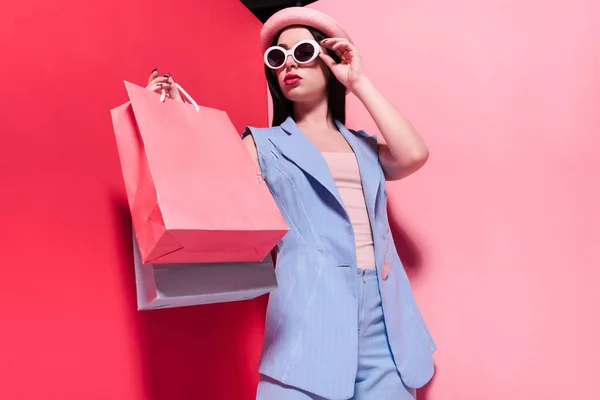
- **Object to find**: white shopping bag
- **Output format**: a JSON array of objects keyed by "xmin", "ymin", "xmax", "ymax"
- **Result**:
[{"xmin": 132, "ymin": 231, "xmax": 278, "ymax": 310}]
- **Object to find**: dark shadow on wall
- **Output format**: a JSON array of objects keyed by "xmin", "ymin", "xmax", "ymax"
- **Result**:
[
  {"xmin": 111, "ymin": 193, "xmax": 268, "ymax": 400},
  {"xmin": 416, "ymin": 363, "xmax": 437, "ymax": 400},
  {"xmin": 387, "ymin": 202, "xmax": 425, "ymax": 281}
]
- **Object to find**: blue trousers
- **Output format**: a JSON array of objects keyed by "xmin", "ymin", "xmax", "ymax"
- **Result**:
[{"xmin": 256, "ymin": 268, "xmax": 416, "ymax": 400}]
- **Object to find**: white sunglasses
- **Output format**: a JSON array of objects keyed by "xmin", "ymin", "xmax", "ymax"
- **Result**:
[{"xmin": 263, "ymin": 39, "xmax": 321, "ymax": 69}]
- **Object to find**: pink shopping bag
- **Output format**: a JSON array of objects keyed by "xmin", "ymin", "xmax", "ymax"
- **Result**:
[{"xmin": 111, "ymin": 81, "xmax": 287, "ymax": 264}]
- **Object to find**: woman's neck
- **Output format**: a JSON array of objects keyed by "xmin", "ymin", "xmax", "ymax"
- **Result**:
[{"xmin": 292, "ymin": 97, "xmax": 337, "ymax": 132}]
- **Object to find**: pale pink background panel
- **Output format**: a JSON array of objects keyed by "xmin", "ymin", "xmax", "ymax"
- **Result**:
[{"xmin": 311, "ymin": 0, "xmax": 600, "ymax": 398}]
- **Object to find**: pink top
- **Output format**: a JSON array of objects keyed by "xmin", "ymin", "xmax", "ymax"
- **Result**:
[{"xmin": 322, "ymin": 152, "xmax": 376, "ymax": 269}]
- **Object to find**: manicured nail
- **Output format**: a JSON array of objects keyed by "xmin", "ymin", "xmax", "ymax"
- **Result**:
[
  {"xmin": 164, "ymin": 73, "xmax": 171, "ymax": 77},
  {"xmin": 152, "ymin": 68, "xmax": 158, "ymax": 73}
]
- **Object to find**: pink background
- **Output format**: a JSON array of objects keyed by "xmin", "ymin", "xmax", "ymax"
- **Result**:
[
  {"xmin": 311, "ymin": 0, "xmax": 600, "ymax": 398},
  {"xmin": 1, "ymin": 0, "xmax": 599, "ymax": 398}
]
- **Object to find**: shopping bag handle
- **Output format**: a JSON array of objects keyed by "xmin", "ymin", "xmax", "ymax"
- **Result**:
[{"xmin": 159, "ymin": 83, "xmax": 200, "ymax": 112}]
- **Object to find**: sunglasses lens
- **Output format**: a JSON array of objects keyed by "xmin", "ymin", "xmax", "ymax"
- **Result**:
[
  {"xmin": 266, "ymin": 48, "xmax": 285, "ymax": 68},
  {"xmin": 294, "ymin": 42, "xmax": 316, "ymax": 63}
]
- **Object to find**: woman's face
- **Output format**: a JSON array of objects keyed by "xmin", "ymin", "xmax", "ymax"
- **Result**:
[{"xmin": 274, "ymin": 27, "xmax": 329, "ymax": 103}]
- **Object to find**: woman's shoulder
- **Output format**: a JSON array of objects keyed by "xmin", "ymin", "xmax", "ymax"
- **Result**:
[
  {"xmin": 241, "ymin": 125, "xmax": 286, "ymax": 145},
  {"xmin": 241, "ymin": 129, "xmax": 260, "ymax": 167},
  {"xmin": 240, "ymin": 125, "xmax": 281, "ymax": 163},
  {"xmin": 241, "ymin": 125, "xmax": 281, "ymax": 137}
]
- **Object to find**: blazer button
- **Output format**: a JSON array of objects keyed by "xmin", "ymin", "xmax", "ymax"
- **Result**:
[{"xmin": 382, "ymin": 261, "xmax": 390, "ymax": 280}]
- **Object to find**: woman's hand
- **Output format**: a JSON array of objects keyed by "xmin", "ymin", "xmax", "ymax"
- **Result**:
[
  {"xmin": 318, "ymin": 38, "xmax": 367, "ymax": 93},
  {"xmin": 145, "ymin": 68, "xmax": 183, "ymax": 103}
]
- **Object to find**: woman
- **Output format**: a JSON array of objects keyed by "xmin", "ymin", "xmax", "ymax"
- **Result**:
[{"xmin": 146, "ymin": 7, "xmax": 436, "ymax": 400}]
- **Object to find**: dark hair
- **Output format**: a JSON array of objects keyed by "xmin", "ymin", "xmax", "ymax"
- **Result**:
[{"xmin": 265, "ymin": 26, "xmax": 346, "ymax": 127}]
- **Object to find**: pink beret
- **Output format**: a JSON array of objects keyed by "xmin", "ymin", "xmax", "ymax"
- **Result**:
[{"xmin": 259, "ymin": 7, "xmax": 352, "ymax": 53}]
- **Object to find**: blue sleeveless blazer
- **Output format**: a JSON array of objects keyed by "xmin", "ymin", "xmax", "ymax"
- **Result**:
[{"xmin": 243, "ymin": 117, "xmax": 436, "ymax": 399}]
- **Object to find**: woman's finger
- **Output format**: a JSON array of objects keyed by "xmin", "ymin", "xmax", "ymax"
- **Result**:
[
  {"xmin": 148, "ymin": 68, "xmax": 159, "ymax": 84},
  {"xmin": 331, "ymin": 44, "xmax": 350, "ymax": 58},
  {"xmin": 147, "ymin": 82, "xmax": 170, "ymax": 93},
  {"xmin": 322, "ymin": 39, "xmax": 357, "ymax": 59},
  {"xmin": 147, "ymin": 83, "xmax": 161, "ymax": 92},
  {"xmin": 333, "ymin": 41, "xmax": 357, "ymax": 55},
  {"xmin": 321, "ymin": 37, "xmax": 346, "ymax": 46},
  {"xmin": 148, "ymin": 75, "xmax": 171, "ymax": 87},
  {"xmin": 333, "ymin": 43, "xmax": 358, "ymax": 63},
  {"xmin": 320, "ymin": 37, "xmax": 346, "ymax": 47},
  {"xmin": 331, "ymin": 41, "xmax": 351, "ymax": 52},
  {"xmin": 163, "ymin": 76, "xmax": 184, "ymax": 102},
  {"xmin": 145, "ymin": 72, "xmax": 183, "ymax": 103}
]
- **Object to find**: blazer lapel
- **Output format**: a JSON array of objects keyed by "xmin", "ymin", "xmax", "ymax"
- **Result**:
[
  {"xmin": 269, "ymin": 117, "xmax": 382, "ymax": 221},
  {"xmin": 335, "ymin": 120, "xmax": 381, "ymax": 220},
  {"xmin": 269, "ymin": 117, "xmax": 346, "ymax": 215}
]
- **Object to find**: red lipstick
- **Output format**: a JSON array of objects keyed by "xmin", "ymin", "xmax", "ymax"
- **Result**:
[{"xmin": 284, "ymin": 73, "xmax": 302, "ymax": 85}]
